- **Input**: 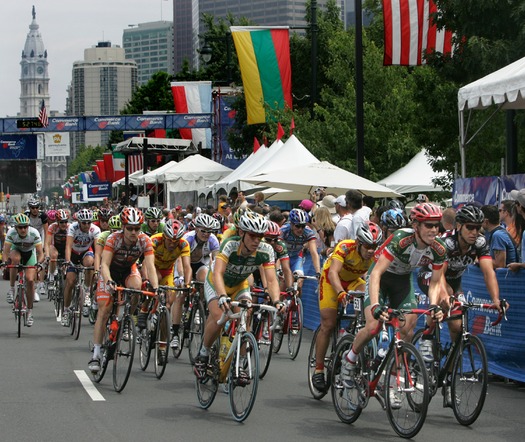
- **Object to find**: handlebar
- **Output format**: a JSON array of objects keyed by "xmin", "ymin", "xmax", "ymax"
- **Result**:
[{"xmin": 217, "ymin": 299, "xmax": 278, "ymax": 326}]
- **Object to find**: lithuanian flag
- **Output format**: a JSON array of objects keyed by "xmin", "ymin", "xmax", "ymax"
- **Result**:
[{"xmin": 231, "ymin": 26, "xmax": 292, "ymax": 125}]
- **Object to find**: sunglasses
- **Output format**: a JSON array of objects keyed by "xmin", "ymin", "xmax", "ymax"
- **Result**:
[
  {"xmin": 149, "ymin": 219, "xmax": 160, "ymax": 223},
  {"xmin": 199, "ymin": 229, "xmax": 214, "ymax": 234},
  {"xmin": 423, "ymin": 222, "xmax": 440, "ymax": 229},
  {"xmin": 294, "ymin": 224, "xmax": 306, "ymax": 229},
  {"xmin": 80, "ymin": 221, "xmax": 92, "ymax": 225},
  {"xmin": 125, "ymin": 226, "xmax": 141, "ymax": 232},
  {"xmin": 16, "ymin": 225, "xmax": 29, "ymax": 229},
  {"xmin": 265, "ymin": 237, "xmax": 279, "ymax": 243},
  {"xmin": 58, "ymin": 221, "xmax": 68, "ymax": 224},
  {"xmin": 464, "ymin": 224, "xmax": 482, "ymax": 231},
  {"xmin": 361, "ymin": 243, "xmax": 377, "ymax": 251},
  {"xmin": 246, "ymin": 232, "xmax": 264, "ymax": 240}
]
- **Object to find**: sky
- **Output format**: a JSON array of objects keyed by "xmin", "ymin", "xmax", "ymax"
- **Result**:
[{"xmin": 0, "ymin": 0, "xmax": 172, "ymax": 117}]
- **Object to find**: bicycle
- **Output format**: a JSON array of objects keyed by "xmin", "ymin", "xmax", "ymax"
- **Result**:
[
  {"xmin": 3, "ymin": 264, "xmax": 39, "ymax": 338},
  {"xmin": 412, "ymin": 296, "xmax": 506, "ymax": 426},
  {"xmin": 307, "ymin": 291, "xmax": 373, "ymax": 399},
  {"xmin": 170, "ymin": 281, "xmax": 207, "ymax": 362},
  {"xmin": 331, "ymin": 307, "xmax": 430, "ymax": 439},
  {"xmin": 48, "ymin": 260, "xmax": 67, "ymax": 323},
  {"xmin": 92, "ymin": 286, "xmax": 154, "ymax": 392},
  {"xmin": 138, "ymin": 285, "xmax": 170, "ymax": 379},
  {"xmin": 87, "ymin": 271, "xmax": 99, "ymax": 325},
  {"xmin": 251, "ymin": 287, "xmax": 276, "ymax": 379},
  {"xmin": 273, "ymin": 274, "xmax": 318, "ymax": 360},
  {"xmin": 195, "ymin": 299, "xmax": 277, "ymax": 422},
  {"xmin": 66, "ymin": 264, "xmax": 94, "ymax": 340}
]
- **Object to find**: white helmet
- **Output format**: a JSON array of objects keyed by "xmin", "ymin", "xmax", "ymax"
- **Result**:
[
  {"xmin": 194, "ymin": 213, "xmax": 219, "ymax": 231},
  {"xmin": 239, "ymin": 212, "xmax": 268, "ymax": 235}
]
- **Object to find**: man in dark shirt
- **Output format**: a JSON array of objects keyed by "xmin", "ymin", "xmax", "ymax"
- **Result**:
[{"xmin": 481, "ymin": 205, "xmax": 518, "ymax": 268}]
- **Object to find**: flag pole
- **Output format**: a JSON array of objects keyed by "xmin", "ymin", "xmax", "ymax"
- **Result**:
[{"xmin": 355, "ymin": 0, "xmax": 365, "ymax": 177}]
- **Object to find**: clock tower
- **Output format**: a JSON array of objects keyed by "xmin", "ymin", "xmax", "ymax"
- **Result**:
[{"xmin": 20, "ymin": 6, "xmax": 50, "ymax": 117}]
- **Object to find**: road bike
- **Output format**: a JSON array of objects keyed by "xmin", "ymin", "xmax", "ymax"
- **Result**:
[
  {"xmin": 138, "ymin": 285, "xmax": 170, "ymax": 379},
  {"xmin": 307, "ymin": 291, "xmax": 373, "ymax": 399},
  {"xmin": 412, "ymin": 296, "xmax": 506, "ymax": 426},
  {"xmin": 87, "ymin": 271, "xmax": 99, "ymax": 325},
  {"xmin": 331, "ymin": 307, "xmax": 430, "ymax": 439},
  {"xmin": 66, "ymin": 264, "xmax": 94, "ymax": 340},
  {"xmin": 273, "ymin": 274, "xmax": 318, "ymax": 360},
  {"xmin": 251, "ymin": 287, "xmax": 277, "ymax": 379},
  {"xmin": 92, "ymin": 286, "xmax": 154, "ymax": 392},
  {"xmin": 195, "ymin": 299, "xmax": 277, "ymax": 422},
  {"xmin": 47, "ymin": 259, "xmax": 67, "ymax": 323}
]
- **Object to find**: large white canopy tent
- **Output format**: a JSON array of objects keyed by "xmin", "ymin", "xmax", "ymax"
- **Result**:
[
  {"xmin": 377, "ymin": 149, "xmax": 448, "ymax": 194},
  {"xmin": 112, "ymin": 169, "xmax": 145, "ymax": 187},
  {"xmin": 458, "ymin": 56, "xmax": 525, "ymax": 177},
  {"xmin": 138, "ymin": 160, "xmax": 178, "ymax": 184}
]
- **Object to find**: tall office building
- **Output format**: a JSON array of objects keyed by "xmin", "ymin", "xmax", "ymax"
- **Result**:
[
  {"xmin": 123, "ymin": 21, "xmax": 175, "ymax": 85},
  {"xmin": 68, "ymin": 42, "xmax": 137, "ymax": 156},
  {"xmin": 173, "ymin": 0, "xmax": 335, "ymax": 73}
]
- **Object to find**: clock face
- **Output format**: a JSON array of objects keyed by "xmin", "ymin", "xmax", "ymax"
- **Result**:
[{"xmin": 37, "ymin": 66, "xmax": 44, "ymax": 74}]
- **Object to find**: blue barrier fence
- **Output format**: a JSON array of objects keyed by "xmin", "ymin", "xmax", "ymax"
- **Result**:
[{"xmin": 302, "ymin": 253, "xmax": 525, "ymax": 382}]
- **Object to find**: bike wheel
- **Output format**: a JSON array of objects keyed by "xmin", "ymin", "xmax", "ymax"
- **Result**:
[
  {"xmin": 451, "ymin": 334, "xmax": 488, "ymax": 426},
  {"xmin": 412, "ymin": 328, "xmax": 440, "ymax": 399},
  {"xmin": 16, "ymin": 284, "xmax": 24, "ymax": 338},
  {"xmin": 195, "ymin": 340, "xmax": 219, "ymax": 409},
  {"xmin": 154, "ymin": 309, "xmax": 170, "ymax": 379},
  {"xmin": 88, "ymin": 280, "xmax": 98, "ymax": 325},
  {"xmin": 330, "ymin": 334, "xmax": 365, "ymax": 423},
  {"xmin": 172, "ymin": 308, "xmax": 188, "ymax": 359},
  {"xmin": 272, "ymin": 322, "xmax": 284, "ymax": 354},
  {"xmin": 69, "ymin": 287, "xmax": 78, "ymax": 336},
  {"xmin": 384, "ymin": 342, "xmax": 429, "ymax": 439},
  {"xmin": 228, "ymin": 332, "xmax": 260, "ymax": 422},
  {"xmin": 113, "ymin": 316, "xmax": 136, "ymax": 392},
  {"xmin": 139, "ymin": 327, "xmax": 152, "ymax": 371},
  {"xmin": 72, "ymin": 289, "xmax": 82, "ymax": 340},
  {"xmin": 93, "ymin": 324, "xmax": 111, "ymax": 383},
  {"xmin": 308, "ymin": 326, "xmax": 331, "ymax": 399},
  {"xmin": 255, "ymin": 310, "xmax": 273, "ymax": 379},
  {"xmin": 287, "ymin": 298, "xmax": 303, "ymax": 360},
  {"xmin": 54, "ymin": 276, "xmax": 64, "ymax": 322},
  {"xmin": 188, "ymin": 301, "xmax": 206, "ymax": 364}
]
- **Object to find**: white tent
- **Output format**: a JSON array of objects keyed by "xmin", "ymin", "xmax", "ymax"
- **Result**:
[
  {"xmin": 377, "ymin": 149, "xmax": 448, "ymax": 194},
  {"xmin": 138, "ymin": 161, "xmax": 178, "ymax": 184},
  {"xmin": 458, "ymin": 56, "xmax": 525, "ymax": 176},
  {"xmin": 111, "ymin": 169, "xmax": 145, "ymax": 188},
  {"xmin": 243, "ymin": 161, "xmax": 401, "ymax": 198}
]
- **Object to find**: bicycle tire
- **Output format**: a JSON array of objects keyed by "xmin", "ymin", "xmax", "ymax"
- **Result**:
[
  {"xmin": 54, "ymin": 275, "xmax": 64, "ymax": 322},
  {"xmin": 412, "ymin": 328, "xmax": 440, "ymax": 399},
  {"xmin": 195, "ymin": 339, "xmax": 219, "ymax": 409},
  {"xmin": 172, "ymin": 307, "xmax": 188, "ymax": 359},
  {"xmin": 139, "ymin": 327, "xmax": 152, "ymax": 371},
  {"xmin": 287, "ymin": 297, "xmax": 303, "ymax": 360},
  {"xmin": 73, "ymin": 288, "xmax": 82, "ymax": 340},
  {"xmin": 228, "ymin": 332, "xmax": 259, "ymax": 422},
  {"xmin": 69, "ymin": 286, "xmax": 78, "ymax": 336},
  {"xmin": 451, "ymin": 334, "xmax": 488, "ymax": 426},
  {"xmin": 16, "ymin": 283, "xmax": 24, "ymax": 338},
  {"xmin": 308, "ymin": 325, "xmax": 332, "ymax": 400},
  {"xmin": 88, "ymin": 279, "xmax": 98, "ymax": 325},
  {"xmin": 154, "ymin": 309, "xmax": 170, "ymax": 379},
  {"xmin": 255, "ymin": 309, "xmax": 274, "ymax": 379},
  {"xmin": 188, "ymin": 301, "xmax": 206, "ymax": 364},
  {"xmin": 330, "ymin": 334, "xmax": 365, "ymax": 423},
  {"xmin": 384, "ymin": 341, "xmax": 429, "ymax": 439},
  {"xmin": 272, "ymin": 326, "xmax": 284, "ymax": 354},
  {"xmin": 93, "ymin": 323, "xmax": 111, "ymax": 383},
  {"xmin": 113, "ymin": 315, "xmax": 136, "ymax": 392}
]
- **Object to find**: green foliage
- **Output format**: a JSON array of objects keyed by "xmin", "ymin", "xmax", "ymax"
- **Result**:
[
  {"xmin": 68, "ymin": 145, "xmax": 106, "ymax": 177},
  {"xmin": 121, "ymin": 71, "xmax": 175, "ymax": 114}
]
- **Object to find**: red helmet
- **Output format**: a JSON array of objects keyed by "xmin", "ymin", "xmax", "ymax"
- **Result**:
[
  {"xmin": 410, "ymin": 203, "xmax": 442, "ymax": 222},
  {"xmin": 56, "ymin": 209, "xmax": 69, "ymax": 222},
  {"xmin": 120, "ymin": 207, "xmax": 144, "ymax": 226},
  {"xmin": 264, "ymin": 221, "xmax": 281, "ymax": 238}
]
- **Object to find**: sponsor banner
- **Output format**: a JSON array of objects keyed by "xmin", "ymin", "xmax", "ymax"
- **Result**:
[
  {"xmin": 0, "ymin": 134, "xmax": 37, "ymax": 159},
  {"xmin": 453, "ymin": 174, "xmax": 525, "ymax": 208},
  {"xmin": 44, "ymin": 132, "xmax": 70, "ymax": 156},
  {"xmin": 165, "ymin": 114, "xmax": 212, "ymax": 130},
  {"xmin": 84, "ymin": 181, "xmax": 111, "ymax": 200},
  {"xmin": 213, "ymin": 95, "xmax": 246, "ymax": 169},
  {"xmin": 85, "ymin": 116, "xmax": 126, "ymax": 131}
]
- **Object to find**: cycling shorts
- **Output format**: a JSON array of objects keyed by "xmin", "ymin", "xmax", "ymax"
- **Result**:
[
  {"xmin": 10, "ymin": 247, "xmax": 37, "ymax": 266},
  {"xmin": 289, "ymin": 255, "xmax": 304, "ymax": 276},
  {"xmin": 204, "ymin": 270, "xmax": 250, "ymax": 304},
  {"xmin": 95, "ymin": 264, "xmax": 140, "ymax": 305},
  {"xmin": 417, "ymin": 268, "xmax": 461, "ymax": 296},
  {"xmin": 158, "ymin": 267, "xmax": 174, "ymax": 286},
  {"xmin": 68, "ymin": 249, "xmax": 94, "ymax": 272},
  {"xmin": 364, "ymin": 271, "xmax": 417, "ymax": 310},
  {"xmin": 319, "ymin": 274, "xmax": 365, "ymax": 311}
]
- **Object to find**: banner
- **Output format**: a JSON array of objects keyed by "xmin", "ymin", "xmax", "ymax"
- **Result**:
[
  {"xmin": 44, "ymin": 132, "xmax": 70, "ymax": 156},
  {"xmin": 453, "ymin": 174, "xmax": 525, "ymax": 208},
  {"xmin": 171, "ymin": 81, "xmax": 212, "ymax": 150},
  {"xmin": 0, "ymin": 134, "xmax": 37, "ymax": 159},
  {"xmin": 231, "ymin": 26, "xmax": 292, "ymax": 125},
  {"xmin": 85, "ymin": 182, "xmax": 111, "ymax": 199}
]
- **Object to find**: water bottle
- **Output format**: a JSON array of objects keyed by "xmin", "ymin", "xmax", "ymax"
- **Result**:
[
  {"xmin": 109, "ymin": 319, "xmax": 119, "ymax": 341},
  {"xmin": 370, "ymin": 329, "xmax": 389, "ymax": 372}
]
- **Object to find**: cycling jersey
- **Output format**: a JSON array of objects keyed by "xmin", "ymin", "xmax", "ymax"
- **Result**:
[
  {"xmin": 67, "ymin": 222, "xmax": 101, "ymax": 254},
  {"xmin": 150, "ymin": 232, "xmax": 190, "ymax": 270},
  {"xmin": 5, "ymin": 226, "xmax": 42, "ymax": 252},
  {"xmin": 264, "ymin": 238, "xmax": 289, "ymax": 262},
  {"xmin": 47, "ymin": 222, "xmax": 69, "ymax": 250},
  {"xmin": 279, "ymin": 223, "xmax": 316, "ymax": 258},
  {"xmin": 140, "ymin": 222, "xmax": 166, "ymax": 237},
  {"xmin": 104, "ymin": 231, "xmax": 153, "ymax": 271},
  {"xmin": 184, "ymin": 230, "xmax": 220, "ymax": 266},
  {"xmin": 25, "ymin": 210, "xmax": 48, "ymax": 238},
  {"xmin": 221, "ymin": 225, "xmax": 237, "ymax": 241}
]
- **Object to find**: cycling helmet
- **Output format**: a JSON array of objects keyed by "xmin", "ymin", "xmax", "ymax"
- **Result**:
[
  {"xmin": 46, "ymin": 209, "xmax": 57, "ymax": 222},
  {"xmin": 212, "ymin": 212, "xmax": 225, "ymax": 227},
  {"xmin": 238, "ymin": 212, "xmax": 268, "ymax": 235},
  {"xmin": 264, "ymin": 221, "xmax": 281, "ymax": 238},
  {"xmin": 144, "ymin": 207, "xmax": 163, "ymax": 220},
  {"xmin": 108, "ymin": 215, "xmax": 122, "ymax": 230},
  {"xmin": 356, "ymin": 221, "xmax": 383, "ymax": 246},
  {"xmin": 194, "ymin": 213, "xmax": 217, "ymax": 230},
  {"xmin": 98, "ymin": 207, "xmax": 113, "ymax": 220},
  {"xmin": 410, "ymin": 203, "xmax": 442, "ymax": 222},
  {"xmin": 12, "ymin": 213, "xmax": 30, "ymax": 226},
  {"xmin": 163, "ymin": 219, "xmax": 186, "ymax": 240},
  {"xmin": 120, "ymin": 207, "xmax": 144, "ymax": 226},
  {"xmin": 456, "ymin": 205, "xmax": 484, "ymax": 224},
  {"xmin": 55, "ymin": 209, "xmax": 69, "ymax": 222},
  {"xmin": 76, "ymin": 209, "xmax": 94, "ymax": 222},
  {"xmin": 232, "ymin": 207, "xmax": 247, "ymax": 228},
  {"xmin": 289, "ymin": 208, "xmax": 309, "ymax": 225},
  {"xmin": 381, "ymin": 208, "xmax": 407, "ymax": 229},
  {"xmin": 388, "ymin": 199, "xmax": 405, "ymax": 211},
  {"xmin": 28, "ymin": 197, "xmax": 40, "ymax": 208}
]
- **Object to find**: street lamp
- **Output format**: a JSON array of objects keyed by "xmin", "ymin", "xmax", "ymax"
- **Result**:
[{"xmin": 199, "ymin": 33, "xmax": 233, "ymax": 85}]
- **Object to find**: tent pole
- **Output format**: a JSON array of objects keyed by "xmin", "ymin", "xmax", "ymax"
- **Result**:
[{"xmin": 459, "ymin": 109, "xmax": 466, "ymax": 178}]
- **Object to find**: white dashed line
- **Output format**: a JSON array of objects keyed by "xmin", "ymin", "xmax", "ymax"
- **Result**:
[{"xmin": 74, "ymin": 370, "xmax": 106, "ymax": 401}]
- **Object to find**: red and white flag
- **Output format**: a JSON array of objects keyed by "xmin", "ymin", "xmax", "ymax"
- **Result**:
[
  {"xmin": 38, "ymin": 100, "xmax": 49, "ymax": 127},
  {"xmin": 383, "ymin": 0, "xmax": 454, "ymax": 66}
]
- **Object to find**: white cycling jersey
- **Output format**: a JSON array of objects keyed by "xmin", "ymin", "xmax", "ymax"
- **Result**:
[
  {"xmin": 5, "ymin": 226, "xmax": 42, "ymax": 252},
  {"xmin": 67, "ymin": 222, "xmax": 101, "ymax": 254}
]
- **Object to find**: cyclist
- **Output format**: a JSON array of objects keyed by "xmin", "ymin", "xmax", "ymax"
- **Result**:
[
  {"xmin": 221, "ymin": 207, "xmax": 246, "ymax": 242},
  {"xmin": 88, "ymin": 207, "xmax": 159, "ymax": 372},
  {"xmin": 194, "ymin": 212, "xmax": 285, "ymax": 378},
  {"xmin": 93, "ymin": 207, "xmax": 113, "ymax": 232},
  {"xmin": 417, "ymin": 204, "xmax": 505, "ymax": 407},
  {"xmin": 379, "ymin": 208, "xmax": 407, "ymax": 242},
  {"xmin": 311, "ymin": 221, "xmax": 382, "ymax": 392},
  {"xmin": 25, "ymin": 197, "xmax": 48, "ymax": 300},
  {"xmin": 184, "ymin": 213, "xmax": 220, "ymax": 281},
  {"xmin": 263, "ymin": 220, "xmax": 294, "ymax": 290},
  {"xmin": 63, "ymin": 209, "xmax": 100, "ymax": 326},
  {"xmin": 279, "ymin": 208, "xmax": 321, "ymax": 291},
  {"xmin": 45, "ymin": 209, "xmax": 70, "ymax": 277},
  {"xmin": 340, "ymin": 203, "xmax": 447, "ymax": 400},
  {"xmin": 141, "ymin": 207, "xmax": 165, "ymax": 237},
  {"xmin": 1, "ymin": 213, "xmax": 44, "ymax": 326}
]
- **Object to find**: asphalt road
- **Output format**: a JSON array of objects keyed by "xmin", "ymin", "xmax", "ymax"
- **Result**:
[{"xmin": 1, "ymin": 278, "xmax": 523, "ymax": 441}]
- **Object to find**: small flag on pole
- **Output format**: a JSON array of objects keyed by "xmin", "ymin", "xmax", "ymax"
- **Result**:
[
  {"xmin": 38, "ymin": 100, "xmax": 49, "ymax": 127},
  {"xmin": 289, "ymin": 117, "xmax": 295, "ymax": 136},
  {"xmin": 253, "ymin": 137, "xmax": 261, "ymax": 153},
  {"xmin": 276, "ymin": 122, "xmax": 285, "ymax": 141}
]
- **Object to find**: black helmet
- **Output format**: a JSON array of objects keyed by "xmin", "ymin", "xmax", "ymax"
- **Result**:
[{"xmin": 456, "ymin": 205, "xmax": 484, "ymax": 224}]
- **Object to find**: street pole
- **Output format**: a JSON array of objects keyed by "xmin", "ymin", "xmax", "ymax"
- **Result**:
[
  {"xmin": 311, "ymin": 0, "xmax": 318, "ymax": 116},
  {"xmin": 355, "ymin": 0, "xmax": 365, "ymax": 177}
]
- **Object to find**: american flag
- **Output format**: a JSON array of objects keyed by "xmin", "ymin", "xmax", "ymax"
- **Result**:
[{"xmin": 38, "ymin": 100, "xmax": 49, "ymax": 127}]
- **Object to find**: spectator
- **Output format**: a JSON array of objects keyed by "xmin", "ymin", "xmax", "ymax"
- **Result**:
[
  {"xmin": 441, "ymin": 207, "xmax": 456, "ymax": 233},
  {"xmin": 317, "ymin": 194, "xmax": 339, "ymax": 223},
  {"xmin": 269, "ymin": 209, "xmax": 286, "ymax": 226},
  {"xmin": 311, "ymin": 207, "xmax": 336, "ymax": 258},
  {"xmin": 333, "ymin": 194, "xmax": 353, "ymax": 243},
  {"xmin": 299, "ymin": 199, "xmax": 315, "ymax": 219},
  {"xmin": 481, "ymin": 205, "xmax": 518, "ymax": 268},
  {"xmin": 349, "ymin": 195, "xmax": 374, "ymax": 239},
  {"xmin": 500, "ymin": 199, "xmax": 524, "ymax": 252}
]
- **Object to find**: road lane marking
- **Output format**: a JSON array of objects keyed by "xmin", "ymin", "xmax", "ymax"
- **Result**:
[{"xmin": 74, "ymin": 370, "xmax": 106, "ymax": 401}]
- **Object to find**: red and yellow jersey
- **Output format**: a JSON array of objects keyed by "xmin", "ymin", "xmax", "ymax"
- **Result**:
[
  {"xmin": 323, "ymin": 239, "xmax": 373, "ymax": 282},
  {"xmin": 151, "ymin": 233, "xmax": 190, "ymax": 270}
]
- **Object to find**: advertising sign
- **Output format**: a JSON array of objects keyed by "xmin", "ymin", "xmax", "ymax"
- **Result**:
[
  {"xmin": 44, "ymin": 132, "xmax": 70, "ymax": 156},
  {"xmin": 83, "ymin": 182, "xmax": 111, "ymax": 200},
  {"xmin": 0, "ymin": 134, "xmax": 37, "ymax": 159}
]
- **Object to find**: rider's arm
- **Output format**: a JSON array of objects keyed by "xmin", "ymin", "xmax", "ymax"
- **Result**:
[
  {"xmin": 100, "ymin": 249, "xmax": 113, "ymax": 286},
  {"xmin": 65, "ymin": 235, "xmax": 73, "ymax": 262},
  {"xmin": 181, "ymin": 255, "xmax": 192, "ymax": 286},
  {"xmin": 1, "ymin": 240, "xmax": 11, "ymax": 263},
  {"xmin": 280, "ymin": 258, "xmax": 294, "ymax": 289},
  {"xmin": 93, "ymin": 242, "xmax": 104, "ymax": 271},
  {"xmin": 35, "ymin": 243, "xmax": 45, "ymax": 264},
  {"xmin": 428, "ymin": 265, "xmax": 445, "ymax": 306},
  {"xmin": 258, "ymin": 264, "xmax": 268, "ymax": 289},
  {"xmin": 368, "ymin": 253, "xmax": 391, "ymax": 306},
  {"xmin": 327, "ymin": 258, "xmax": 345, "ymax": 295},
  {"xmin": 263, "ymin": 264, "xmax": 281, "ymax": 305},
  {"xmin": 142, "ymin": 253, "xmax": 159, "ymax": 290},
  {"xmin": 44, "ymin": 228, "xmax": 52, "ymax": 259},
  {"xmin": 212, "ymin": 258, "xmax": 228, "ymax": 299}
]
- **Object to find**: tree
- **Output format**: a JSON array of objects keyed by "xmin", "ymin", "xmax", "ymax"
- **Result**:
[
  {"xmin": 121, "ymin": 71, "xmax": 175, "ymax": 114},
  {"xmin": 68, "ymin": 145, "xmax": 106, "ymax": 177}
]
